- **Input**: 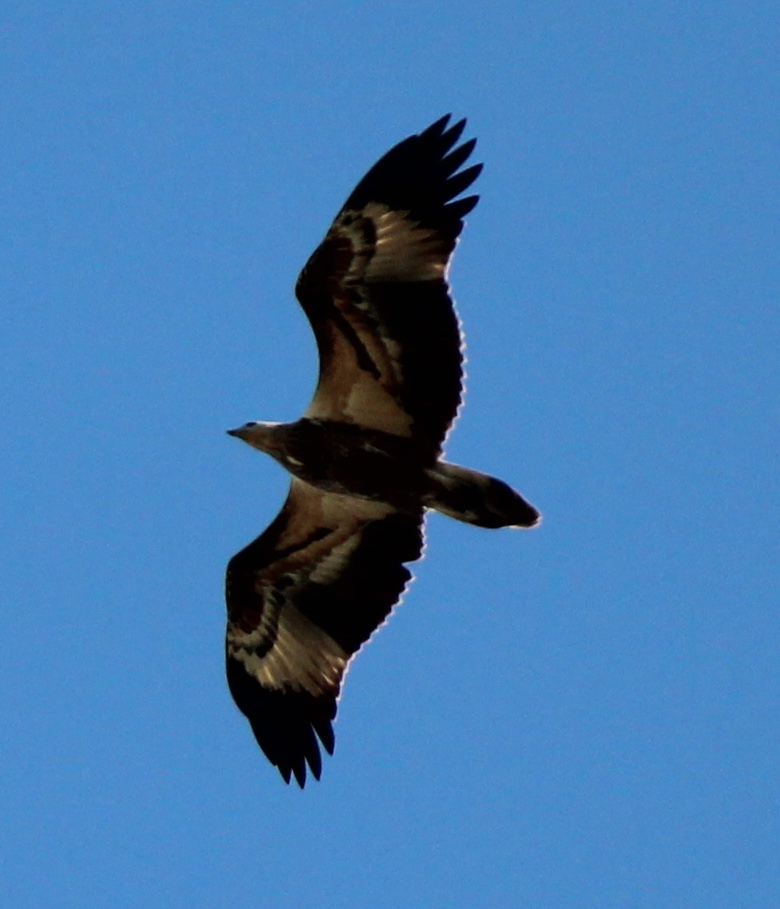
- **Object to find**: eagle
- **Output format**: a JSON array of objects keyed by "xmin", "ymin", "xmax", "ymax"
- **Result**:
[{"xmin": 225, "ymin": 115, "xmax": 540, "ymax": 787}]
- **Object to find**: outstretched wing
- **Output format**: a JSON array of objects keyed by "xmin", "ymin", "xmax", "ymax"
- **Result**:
[
  {"xmin": 295, "ymin": 115, "xmax": 482, "ymax": 458},
  {"xmin": 225, "ymin": 478, "xmax": 425, "ymax": 787}
]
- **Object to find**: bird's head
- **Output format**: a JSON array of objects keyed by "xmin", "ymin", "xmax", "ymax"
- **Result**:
[{"xmin": 226, "ymin": 421, "xmax": 283, "ymax": 454}]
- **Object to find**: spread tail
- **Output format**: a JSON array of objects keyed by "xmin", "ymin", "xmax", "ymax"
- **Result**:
[{"xmin": 423, "ymin": 461, "xmax": 541, "ymax": 529}]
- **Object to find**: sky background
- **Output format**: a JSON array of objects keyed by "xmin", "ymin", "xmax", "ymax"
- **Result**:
[{"xmin": 2, "ymin": 3, "xmax": 779, "ymax": 907}]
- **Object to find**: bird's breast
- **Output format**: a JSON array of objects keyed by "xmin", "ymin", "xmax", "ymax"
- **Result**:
[{"xmin": 276, "ymin": 419, "xmax": 433, "ymax": 510}]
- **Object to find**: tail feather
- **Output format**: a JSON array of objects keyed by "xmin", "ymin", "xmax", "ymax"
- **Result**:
[{"xmin": 424, "ymin": 462, "xmax": 541, "ymax": 529}]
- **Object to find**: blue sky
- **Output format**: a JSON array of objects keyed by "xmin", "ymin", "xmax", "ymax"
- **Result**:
[{"xmin": 2, "ymin": 3, "xmax": 778, "ymax": 907}]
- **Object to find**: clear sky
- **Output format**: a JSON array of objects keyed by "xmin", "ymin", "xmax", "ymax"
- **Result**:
[{"xmin": 2, "ymin": 3, "xmax": 778, "ymax": 907}]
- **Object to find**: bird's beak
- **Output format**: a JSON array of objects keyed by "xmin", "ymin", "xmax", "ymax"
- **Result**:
[{"xmin": 226, "ymin": 426, "xmax": 247, "ymax": 439}]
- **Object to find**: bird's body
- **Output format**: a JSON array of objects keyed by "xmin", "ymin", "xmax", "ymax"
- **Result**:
[
  {"xmin": 230, "ymin": 419, "xmax": 435, "ymax": 509},
  {"xmin": 225, "ymin": 116, "xmax": 540, "ymax": 787},
  {"xmin": 231, "ymin": 417, "xmax": 540, "ymax": 528}
]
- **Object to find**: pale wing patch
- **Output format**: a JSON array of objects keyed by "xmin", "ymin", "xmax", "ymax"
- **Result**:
[
  {"xmin": 357, "ymin": 204, "xmax": 449, "ymax": 283},
  {"xmin": 228, "ymin": 486, "xmax": 396, "ymax": 697},
  {"xmin": 306, "ymin": 354, "xmax": 413, "ymax": 434},
  {"xmin": 275, "ymin": 485, "xmax": 394, "ymax": 548},
  {"xmin": 343, "ymin": 375, "xmax": 412, "ymax": 434},
  {"xmin": 251, "ymin": 487, "xmax": 393, "ymax": 588},
  {"xmin": 303, "ymin": 303, "xmax": 413, "ymax": 435},
  {"xmin": 306, "ymin": 204, "xmax": 450, "ymax": 435},
  {"xmin": 229, "ymin": 603, "xmax": 348, "ymax": 697},
  {"xmin": 308, "ymin": 531, "xmax": 362, "ymax": 584}
]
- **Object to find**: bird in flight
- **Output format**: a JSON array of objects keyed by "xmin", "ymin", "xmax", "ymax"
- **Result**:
[{"xmin": 225, "ymin": 115, "xmax": 540, "ymax": 787}]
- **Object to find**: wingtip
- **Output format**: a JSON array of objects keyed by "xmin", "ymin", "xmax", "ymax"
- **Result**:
[
  {"xmin": 422, "ymin": 114, "xmax": 469, "ymax": 146},
  {"xmin": 314, "ymin": 722, "xmax": 335, "ymax": 756},
  {"xmin": 292, "ymin": 763, "xmax": 307, "ymax": 788},
  {"xmin": 445, "ymin": 117, "xmax": 467, "ymax": 145},
  {"xmin": 426, "ymin": 113, "xmax": 453, "ymax": 135}
]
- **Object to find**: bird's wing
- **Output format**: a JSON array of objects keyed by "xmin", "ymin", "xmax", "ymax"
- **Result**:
[
  {"xmin": 225, "ymin": 478, "xmax": 425, "ymax": 787},
  {"xmin": 295, "ymin": 115, "xmax": 482, "ymax": 458}
]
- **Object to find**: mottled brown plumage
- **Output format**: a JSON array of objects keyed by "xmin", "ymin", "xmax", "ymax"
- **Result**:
[{"xmin": 225, "ymin": 116, "xmax": 540, "ymax": 787}]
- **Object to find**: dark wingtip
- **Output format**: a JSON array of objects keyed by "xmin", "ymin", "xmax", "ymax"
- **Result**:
[
  {"xmin": 291, "ymin": 757, "xmax": 307, "ymax": 789},
  {"xmin": 424, "ymin": 113, "xmax": 452, "ymax": 136},
  {"xmin": 226, "ymin": 654, "xmax": 337, "ymax": 790},
  {"xmin": 446, "ymin": 194, "xmax": 480, "ymax": 220},
  {"xmin": 338, "ymin": 114, "xmax": 481, "ymax": 230},
  {"xmin": 445, "ymin": 162, "xmax": 483, "ymax": 200},
  {"xmin": 441, "ymin": 116, "xmax": 467, "ymax": 148},
  {"xmin": 441, "ymin": 137, "xmax": 478, "ymax": 176},
  {"xmin": 313, "ymin": 717, "xmax": 336, "ymax": 756}
]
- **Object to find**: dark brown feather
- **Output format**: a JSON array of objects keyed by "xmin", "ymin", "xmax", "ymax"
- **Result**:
[
  {"xmin": 295, "ymin": 115, "xmax": 482, "ymax": 455},
  {"xmin": 226, "ymin": 479, "xmax": 424, "ymax": 786}
]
